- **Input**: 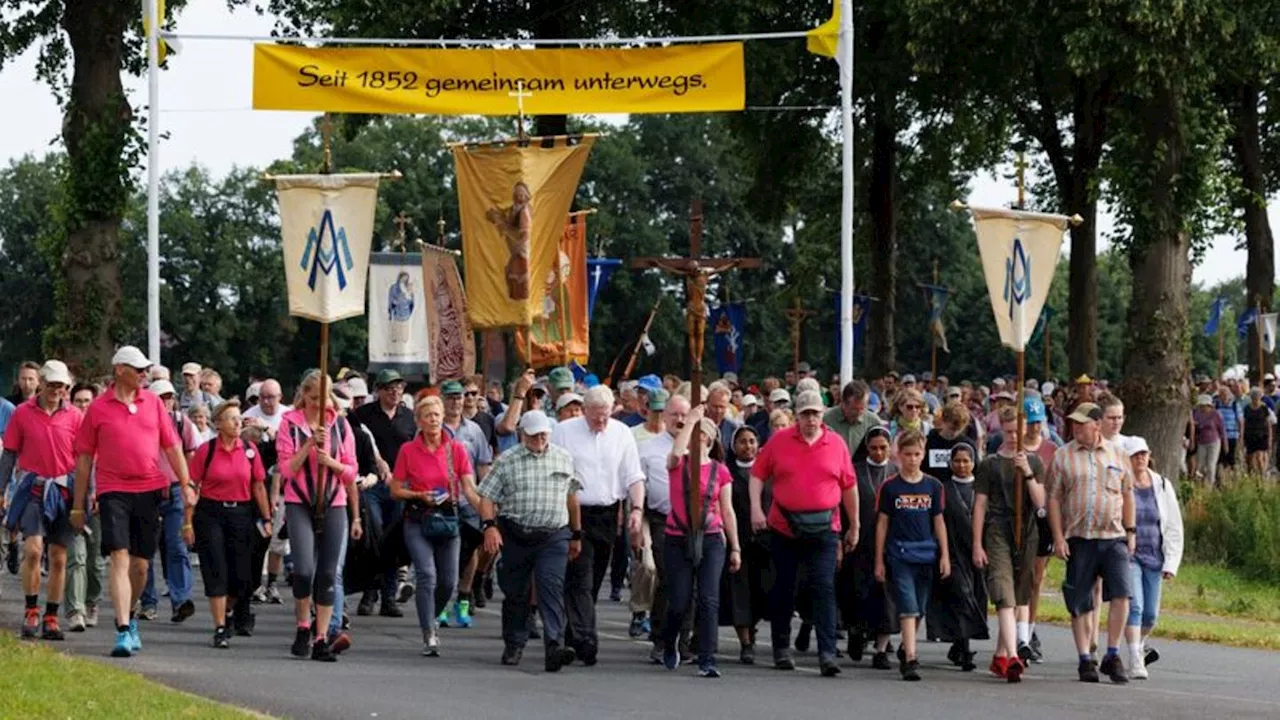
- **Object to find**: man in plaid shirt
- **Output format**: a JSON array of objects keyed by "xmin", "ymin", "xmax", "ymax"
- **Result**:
[{"xmin": 478, "ymin": 410, "xmax": 583, "ymax": 672}]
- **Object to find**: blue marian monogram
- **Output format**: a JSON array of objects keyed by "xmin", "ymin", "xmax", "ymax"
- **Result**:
[
  {"xmin": 300, "ymin": 209, "xmax": 354, "ymax": 291},
  {"xmin": 1003, "ymin": 236, "xmax": 1031, "ymax": 322}
]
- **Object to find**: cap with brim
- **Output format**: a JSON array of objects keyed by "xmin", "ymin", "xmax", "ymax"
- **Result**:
[
  {"xmin": 556, "ymin": 393, "xmax": 584, "ymax": 411},
  {"xmin": 39, "ymin": 360, "xmax": 73, "ymax": 386},
  {"xmin": 722, "ymin": 372, "xmax": 739, "ymax": 385},
  {"xmin": 334, "ymin": 388, "xmax": 352, "ymax": 411},
  {"xmin": 112, "ymin": 346, "xmax": 152, "ymax": 370},
  {"xmin": 376, "ymin": 369, "xmax": 405, "ymax": 387},
  {"xmin": 902, "ymin": 374, "xmax": 917, "ymax": 384},
  {"xmin": 548, "ymin": 367, "xmax": 575, "ymax": 391},
  {"xmin": 946, "ymin": 388, "xmax": 962, "ymax": 399},
  {"xmin": 797, "ymin": 362, "xmax": 811, "ymax": 374},
  {"xmin": 769, "ymin": 389, "xmax": 791, "ymax": 404},
  {"xmin": 645, "ymin": 388, "xmax": 669, "ymax": 410},
  {"xmin": 795, "ymin": 390, "xmax": 824, "ymax": 414},
  {"xmin": 637, "ymin": 374, "xmax": 663, "ymax": 393},
  {"xmin": 246, "ymin": 382, "xmax": 262, "ymax": 400},
  {"xmin": 1196, "ymin": 393, "xmax": 1214, "ymax": 407},
  {"xmin": 518, "ymin": 409, "xmax": 553, "ymax": 435},
  {"xmin": 992, "ymin": 391, "xmax": 1016, "ymax": 402},
  {"xmin": 346, "ymin": 377, "xmax": 369, "ymax": 398},
  {"xmin": 149, "ymin": 379, "xmax": 175, "ymax": 396},
  {"xmin": 1127, "ymin": 436, "xmax": 1151, "ymax": 456},
  {"xmin": 1024, "ymin": 397, "xmax": 1047, "ymax": 423},
  {"xmin": 741, "ymin": 393, "xmax": 759, "ymax": 407},
  {"xmin": 1067, "ymin": 402, "xmax": 1103, "ymax": 423},
  {"xmin": 181, "ymin": 362, "xmax": 202, "ymax": 376},
  {"xmin": 1266, "ymin": 373, "xmax": 1276, "ymax": 382},
  {"xmin": 440, "ymin": 380, "xmax": 465, "ymax": 395}
]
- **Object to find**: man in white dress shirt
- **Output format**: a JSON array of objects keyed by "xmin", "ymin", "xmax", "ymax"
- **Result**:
[{"xmin": 550, "ymin": 385, "xmax": 645, "ymax": 665}]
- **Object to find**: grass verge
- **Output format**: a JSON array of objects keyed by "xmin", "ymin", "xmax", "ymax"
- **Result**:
[
  {"xmin": 0, "ymin": 631, "xmax": 270, "ymax": 719},
  {"xmin": 1034, "ymin": 560, "xmax": 1280, "ymax": 650}
]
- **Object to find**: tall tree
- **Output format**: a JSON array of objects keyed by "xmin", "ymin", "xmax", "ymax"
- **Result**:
[{"xmin": 0, "ymin": 154, "xmax": 63, "ymax": 369}]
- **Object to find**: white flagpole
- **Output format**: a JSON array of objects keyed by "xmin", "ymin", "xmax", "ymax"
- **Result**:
[
  {"xmin": 146, "ymin": 0, "xmax": 161, "ymax": 364},
  {"xmin": 839, "ymin": 0, "xmax": 855, "ymax": 387}
]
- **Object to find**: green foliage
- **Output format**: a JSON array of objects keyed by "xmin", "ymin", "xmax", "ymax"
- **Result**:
[
  {"xmin": 0, "ymin": 154, "xmax": 63, "ymax": 371},
  {"xmin": 1181, "ymin": 475, "xmax": 1280, "ymax": 582}
]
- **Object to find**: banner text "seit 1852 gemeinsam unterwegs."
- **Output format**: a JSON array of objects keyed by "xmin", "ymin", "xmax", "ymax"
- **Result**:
[{"xmin": 252, "ymin": 44, "xmax": 745, "ymax": 115}]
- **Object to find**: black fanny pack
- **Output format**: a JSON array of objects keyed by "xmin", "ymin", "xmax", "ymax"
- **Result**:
[
  {"xmin": 500, "ymin": 517, "xmax": 557, "ymax": 545},
  {"xmin": 783, "ymin": 508, "xmax": 834, "ymax": 540}
]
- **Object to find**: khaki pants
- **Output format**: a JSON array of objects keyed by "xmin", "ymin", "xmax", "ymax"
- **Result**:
[
  {"xmin": 64, "ymin": 513, "xmax": 104, "ymax": 617},
  {"xmin": 628, "ymin": 520, "xmax": 657, "ymax": 613}
]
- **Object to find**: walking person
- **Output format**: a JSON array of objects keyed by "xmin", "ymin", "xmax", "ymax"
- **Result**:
[
  {"xmin": 1123, "ymin": 438, "xmax": 1184, "ymax": 679},
  {"xmin": 0, "ymin": 360, "xmax": 82, "ymax": 641},
  {"xmin": 63, "ymin": 382, "xmax": 104, "ymax": 631},
  {"xmin": 138, "ymin": 380, "xmax": 198, "ymax": 624},
  {"xmin": 69, "ymin": 347, "xmax": 195, "ymax": 658},
  {"xmin": 390, "ymin": 395, "xmax": 480, "ymax": 657},
  {"xmin": 478, "ymin": 410, "xmax": 582, "ymax": 672},
  {"xmin": 722, "ymin": 425, "xmax": 770, "ymax": 664},
  {"xmin": 1240, "ymin": 388, "xmax": 1274, "ymax": 475},
  {"xmin": 189, "ymin": 399, "xmax": 273, "ymax": 648},
  {"xmin": 438, "ymin": 380, "xmax": 493, "ymax": 629},
  {"xmin": 926, "ymin": 442, "xmax": 988, "ymax": 672},
  {"xmin": 276, "ymin": 371, "xmax": 363, "ymax": 662},
  {"xmin": 637, "ymin": 394, "xmax": 692, "ymax": 663},
  {"xmin": 844, "ymin": 427, "xmax": 899, "ymax": 668},
  {"xmin": 1192, "ymin": 394, "xmax": 1224, "ymax": 484}
]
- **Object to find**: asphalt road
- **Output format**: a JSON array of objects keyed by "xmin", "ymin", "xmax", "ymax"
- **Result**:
[{"xmin": 1, "ymin": 568, "xmax": 1276, "ymax": 720}]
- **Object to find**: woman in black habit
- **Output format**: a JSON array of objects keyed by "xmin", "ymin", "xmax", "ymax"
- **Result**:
[
  {"xmin": 721, "ymin": 425, "xmax": 771, "ymax": 664},
  {"xmin": 926, "ymin": 442, "xmax": 989, "ymax": 670},
  {"xmin": 841, "ymin": 427, "xmax": 900, "ymax": 669}
]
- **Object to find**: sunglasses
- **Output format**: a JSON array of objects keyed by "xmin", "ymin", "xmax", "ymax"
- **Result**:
[
  {"xmin": 464, "ymin": 391, "xmax": 480, "ymax": 397},
  {"xmin": 904, "ymin": 403, "xmax": 922, "ymax": 410}
]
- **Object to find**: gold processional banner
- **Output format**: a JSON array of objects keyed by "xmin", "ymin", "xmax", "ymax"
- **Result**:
[
  {"xmin": 515, "ymin": 212, "xmax": 590, "ymax": 368},
  {"xmin": 422, "ymin": 245, "xmax": 476, "ymax": 383},
  {"xmin": 969, "ymin": 206, "xmax": 1068, "ymax": 352},
  {"xmin": 252, "ymin": 43, "xmax": 745, "ymax": 115},
  {"xmin": 454, "ymin": 136, "xmax": 595, "ymax": 329}
]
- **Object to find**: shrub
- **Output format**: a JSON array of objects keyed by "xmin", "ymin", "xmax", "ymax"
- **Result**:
[{"xmin": 1180, "ymin": 475, "xmax": 1280, "ymax": 582}]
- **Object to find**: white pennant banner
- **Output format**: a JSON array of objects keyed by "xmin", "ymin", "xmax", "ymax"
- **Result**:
[
  {"xmin": 969, "ymin": 206, "xmax": 1069, "ymax": 352},
  {"xmin": 275, "ymin": 173, "xmax": 381, "ymax": 323},
  {"xmin": 1261, "ymin": 313, "xmax": 1277, "ymax": 353}
]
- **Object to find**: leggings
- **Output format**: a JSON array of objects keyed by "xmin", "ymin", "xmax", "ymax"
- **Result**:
[
  {"xmin": 285, "ymin": 503, "xmax": 347, "ymax": 606},
  {"xmin": 403, "ymin": 521, "xmax": 460, "ymax": 631}
]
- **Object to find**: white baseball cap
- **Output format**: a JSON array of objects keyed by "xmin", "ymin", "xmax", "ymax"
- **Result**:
[
  {"xmin": 111, "ymin": 346, "xmax": 152, "ymax": 370},
  {"xmin": 181, "ymin": 362, "xmax": 202, "ymax": 376},
  {"xmin": 39, "ymin": 360, "xmax": 73, "ymax": 386},
  {"xmin": 769, "ymin": 388, "xmax": 791, "ymax": 405},
  {"xmin": 555, "ymin": 393, "xmax": 584, "ymax": 412},
  {"xmin": 518, "ymin": 409, "xmax": 553, "ymax": 436},
  {"xmin": 795, "ymin": 390, "xmax": 824, "ymax": 414},
  {"xmin": 246, "ymin": 382, "xmax": 263, "ymax": 400},
  {"xmin": 346, "ymin": 377, "xmax": 369, "ymax": 399},
  {"xmin": 741, "ymin": 393, "xmax": 759, "ymax": 407},
  {"xmin": 149, "ymin": 379, "xmax": 176, "ymax": 397}
]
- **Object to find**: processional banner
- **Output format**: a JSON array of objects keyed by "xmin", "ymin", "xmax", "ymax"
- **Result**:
[{"xmin": 368, "ymin": 253, "xmax": 429, "ymax": 376}]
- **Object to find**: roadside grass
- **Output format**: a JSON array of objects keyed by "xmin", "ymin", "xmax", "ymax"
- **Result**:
[{"xmin": 0, "ymin": 631, "xmax": 270, "ymax": 719}]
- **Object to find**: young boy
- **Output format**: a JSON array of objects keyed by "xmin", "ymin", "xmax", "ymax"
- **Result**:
[{"xmin": 875, "ymin": 429, "xmax": 950, "ymax": 681}]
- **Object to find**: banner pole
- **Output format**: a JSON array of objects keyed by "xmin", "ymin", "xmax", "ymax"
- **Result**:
[
  {"xmin": 838, "ymin": 0, "xmax": 855, "ymax": 388},
  {"xmin": 559, "ymin": 228, "xmax": 571, "ymax": 367},
  {"xmin": 314, "ymin": 114, "xmax": 334, "ymax": 528},
  {"xmin": 1015, "ymin": 348, "xmax": 1025, "ymax": 548}
]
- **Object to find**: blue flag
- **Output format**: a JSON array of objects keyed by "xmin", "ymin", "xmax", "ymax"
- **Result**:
[
  {"xmin": 586, "ymin": 258, "xmax": 622, "ymax": 320},
  {"xmin": 1238, "ymin": 306, "xmax": 1259, "ymax": 338},
  {"xmin": 1204, "ymin": 296, "xmax": 1226, "ymax": 336},
  {"xmin": 835, "ymin": 294, "xmax": 872, "ymax": 364},
  {"xmin": 710, "ymin": 303, "xmax": 747, "ymax": 374},
  {"xmin": 1030, "ymin": 304, "xmax": 1056, "ymax": 344}
]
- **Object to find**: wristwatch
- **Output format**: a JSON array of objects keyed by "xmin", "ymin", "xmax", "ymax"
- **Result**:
[
  {"xmin": 570, "ymin": 529, "xmax": 583, "ymax": 541},
  {"xmin": 481, "ymin": 518, "xmax": 498, "ymax": 531},
  {"xmin": 1124, "ymin": 526, "xmax": 1136, "ymax": 534}
]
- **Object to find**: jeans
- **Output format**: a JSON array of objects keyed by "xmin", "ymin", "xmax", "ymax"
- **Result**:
[
  {"xmin": 403, "ymin": 521, "xmax": 460, "ymax": 631},
  {"xmin": 64, "ymin": 513, "xmax": 104, "ymax": 616},
  {"xmin": 1127, "ymin": 561, "xmax": 1163, "ymax": 629},
  {"xmin": 141, "ymin": 486, "xmax": 192, "ymax": 611},
  {"xmin": 363, "ymin": 485, "xmax": 400, "ymax": 603},
  {"xmin": 327, "ymin": 528, "xmax": 349, "ymax": 638},
  {"xmin": 662, "ymin": 533, "xmax": 726, "ymax": 665},
  {"xmin": 769, "ymin": 531, "xmax": 838, "ymax": 657},
  {"xmin": 497, "ymin": 521, "xmax": 569, "ymax": 650}
]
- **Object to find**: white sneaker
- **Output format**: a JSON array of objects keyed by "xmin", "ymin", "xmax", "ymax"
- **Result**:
[
  {"xmin": 422, "ymin": 631, "xmax": 439, "ymax": 657},
  {"xmin": 85, "ymin": 604, "xmax": 99, "ymax": 628},
  {"xmin": 67, "ymin": 612, "xmax": 87, "ymax": 632},
  {"xmin": 1130, "ymin": 650, "xmax": 1149, "ymax": 680}
]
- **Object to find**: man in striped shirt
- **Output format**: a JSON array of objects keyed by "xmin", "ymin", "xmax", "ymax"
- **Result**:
[{"xmin": 1048, "ymin": 402, "xmax": 1135, "ymax": 685}]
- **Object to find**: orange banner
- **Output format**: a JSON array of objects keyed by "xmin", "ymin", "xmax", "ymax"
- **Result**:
[{"xmin": 516, "ymin": 212, "xmax": 590, "ymax": 368}]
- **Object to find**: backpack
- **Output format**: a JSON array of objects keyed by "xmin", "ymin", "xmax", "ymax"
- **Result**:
[{"xmin": 287, "ymin": 415, "xmax": 348, "ymax": 510}]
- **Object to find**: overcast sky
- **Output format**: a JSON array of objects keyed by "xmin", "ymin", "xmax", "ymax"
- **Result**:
[{"xmin": 0, "ymin": 2, "xmax": 1259, "ymax": 288}]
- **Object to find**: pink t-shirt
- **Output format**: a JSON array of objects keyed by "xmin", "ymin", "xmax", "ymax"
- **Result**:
[
  {"xmin": 75, "ymin": 387, "xmax": 179, "ymax": 495},
  {"xmin": 393, "ymin": 436, "xmax": 473, "ymax": 496},
  {"xmin": 192, "ymin": 438, "xmax": 266, "ymax": 503},
  {"xmin": 665, "ymin": 458, "xmax": 733, "ymax": 537},
  {"xmin": 752, "ymin": 425, "xmax": 856, "ymax": 538},
  {"xmin": 275, "ymin": 408, "xmax": 357, "ymax": 507},
  {"xmin": 3, "ymin": 398, "xmax": 82, "ymax": 478}
]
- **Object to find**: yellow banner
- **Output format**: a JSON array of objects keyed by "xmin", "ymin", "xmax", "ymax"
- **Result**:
[
  {"xmin": 252, "ymin": 43, "xmax": 744, "ymax": 115},
  {"xmin": 516, "ymin": 212, "xmax": 591, "ymax": 368},
  {"xmin": 455, "ymin": 136, "xmax": 595, "ymax": 328}
]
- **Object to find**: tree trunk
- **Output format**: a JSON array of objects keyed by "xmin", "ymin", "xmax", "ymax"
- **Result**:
[
  {"xmin": 1121, "ymin": 83, "xmax": 1192, "ymax": 481},
  {"xmin": 866, "ymin": 94, "xmax": 897, "ymax": 378},
  {"xmin": 55, "ymin": 0, "xmax": 131, "ymax": 377},
  {"xmin": 1229, "ymin": 82, "xmax": 1275, "ymax": 383}
]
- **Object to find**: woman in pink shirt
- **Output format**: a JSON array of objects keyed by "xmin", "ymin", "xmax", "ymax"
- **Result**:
[
  {"xmin": 189, "ymin": 399, "xmax": 271, "ymax": 649},
  {"xmin": 659, "ymin": 406, "xmax": 741, "ymax": 678},
  {"xmin": 275, "ymin": 372, "xmax": 362, "ymax": 662}
]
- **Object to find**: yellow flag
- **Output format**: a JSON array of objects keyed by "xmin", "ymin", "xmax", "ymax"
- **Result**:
[
  {"xmin": 454, "ymin": 136, "xmax": 596, "ymax": 329},
  {"xmin": 142, "ymin": 0, "xmax": 170, "ymax": 65},
  {"xmin": 807, "ymin": 1, "xmax": 840, "ymax": 58}
]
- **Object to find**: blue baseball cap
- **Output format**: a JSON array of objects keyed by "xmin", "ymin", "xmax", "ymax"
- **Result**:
[
  {"xmin": 1024, "ymin": 397, "xmax": 1047, "ymax": 424},
  {"xmin": 637, "ymin": 374, "xmax": 663, "ymax": 393}
]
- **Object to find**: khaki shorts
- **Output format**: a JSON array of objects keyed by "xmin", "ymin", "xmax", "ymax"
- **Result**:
[{"xmin": 983, "ymin": 519, "xmax": 1039, "ymax": 609}]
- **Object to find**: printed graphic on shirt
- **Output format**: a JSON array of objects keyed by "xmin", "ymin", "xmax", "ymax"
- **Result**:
[
  {"xmin": 928, "ymin": 448, "xmax": 951, "ymax": 469},
  {"xmin": 894, "ymin": 493, "xmax": 934, "ymax": 511}
]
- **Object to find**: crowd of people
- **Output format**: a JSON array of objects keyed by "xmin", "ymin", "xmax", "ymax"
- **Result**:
[{"xmin": 1, "ymin": 351, "xmax": 1239, "ymax": 685}]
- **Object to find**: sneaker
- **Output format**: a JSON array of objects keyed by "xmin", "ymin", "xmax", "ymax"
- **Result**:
[
  {"xmin": 311, "ymin": 638, "xmax": 337, "ymax": 662},
  {"xmin": 740, "ymin": 643, "xmax": 756, "ymax": 665},
  {"xmin": 455, "ymin": 600, "xmax": 472, "ymax": 628},
  {"xmin": 328, "ymin": 632, "xmax": 351, "ymax": 655},
  {"xmin": 698, "ymin": 661, "xmax": 721, "ymax": 678},
  {"xmin": 1017, "ymin": 641, "xmax": 1033, "ymax": 664},
  {"xmin": 252, "ymin": 587, "xmax": 267, "ymax": 604},
  {"xmin": 628, "ymin": 613, "xmax": 647, "ymax": 638},
  {"xmin": 397, "ymin": 582, "xmax": 415, "ymax": 604},
  {"xmin": 422, "ymin": 633, "xmax": 440, "ymax": 657},
  {"xmin": 111, "ymin": 629, "xmax": 134, "ymax": 657},
  {"xmin": 138, "ymin": 606, "xmax": 158, "ymax": 621},
  {"xmin": 579, "ymin": 644, "xmax": 599, "ymax": 667},
  {"xmin": 379, "ymin": 602, "xmax": 404, "ymax": 619},
  {"xmin": 213, "ymin": 627, "xmax": 230, "ymax": 649},
  {"xmin": 1130, "ymin": 650, "xmax": 1149, "ymax": 680},
  {"xmin": 472, "ymin": 591, "xmax": 486, "ymax": 609},
  {"xmin": 848, "ymin": 636, "xmax": 865, "ymax": 663},
  {"xmin": 819, "ymin": 653, "xmax": 841, "ymax": 677},
  {"xmin": 663, "ymin": 645, "xmax": 680, "ymax": 670},
  {"xmin": 436, "ymin": 609, "xmax": 450, "ymax": 628},
  {"xmin": 1099, "ymin": 653, "xmax": 1129, "ymax": 684},
  {"xmin": 67, "ymin": 612, "xmax": 87, "ymax": 633},
  {"xmin": 172, "ymin": 599, "xmax": 195, "ymax": 623},
  {"xmin": 527, "ymin": 613, "xmax": 541, "ymax": 639},
  {"xmin": 901, "ymin": 658, "xmax": 921, "ymax": 681},
  {"xmin": 773, "ymin": 648, "xmax": 795, "ymax": 670},
  {"xmin": 1006, "ymin": 657, "xmax": 1024, "ymax": 683},
  {"xmin": 41, "ymin": 615, "xmax": 65, "ymax": 641},
  {"xmin": 1144, "ymin": 646, "xmax": 1160, "ymax": 666},
  {"xmin": 291, "ymin": 627, "xmax": 311, "ymax": 657},
  {"xmin": 21, "ymin": 608, "xmax": 40, "ymax": 639},
  {"xmin": 872, "ymin": 651, "xmax": 892, "ymax": 670},
  {"xmin": 5, "ymin": 543, "xmax": 18, "ymax": 574},
  {"xmin": 1030, "ymin": 630, "xmax": 1044, "ymax": 662},
  {"xmin": 546, "ymin": 643, "xmax": 575, "ymax": 672},
  {"xmin": 1078, "ymin": 657, "xmax": 1100, "ymax": 683},
  {"xmin": 609, "ymin": 587, "xmax": 623, "ymax": 602},
  {"xmin": 990, "ymin": 654, "xmax": 1008, "ymax": 678},
  {"xmin": 128, "ymin": 619, "xmax": 142, "ymax": 652},
  {"xmin": 501, "ymin": 645, "xmax": 523, "ymax": 666},
  {"xmin": 650, "ymin": 642, "xmax": 665, "ymax": 665},
  {"xmin": 357, "ymin": 594, "xmax": 376, "ymax": 617},
  {"xmin": 85, "ymin": 604, "xmax": 99, "ymax": 628},
  {"xmin": 266, "ymin": 585, "xmax": 283, "ymax": 605},
  {"xmin": 233, "ymin": 611, "xmax": 255, "ymax": 637},
  {"xmin": 794, "ymin": 622, "xmax": 812, "ymax": 653}
]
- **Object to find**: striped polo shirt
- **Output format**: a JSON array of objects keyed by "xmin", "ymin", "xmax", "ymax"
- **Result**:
[{"xmin": 1048, "ymin": 437, "xmax": 1133, "ymax": 540}]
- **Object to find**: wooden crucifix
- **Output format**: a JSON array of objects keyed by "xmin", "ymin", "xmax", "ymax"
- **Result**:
[
  {"xmin": 631, "ymin": 197, "xmax": 760, "ymax": 532},
  {"xmin": 785, "ymin": 296, "xmax": 816, "ymax": 377},
  {"xmin": 392, "ymin": 211, "xmax": 410, "ymax": 252}
]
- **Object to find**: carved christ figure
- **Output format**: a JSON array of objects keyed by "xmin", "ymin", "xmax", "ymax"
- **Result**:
[
  {"xmin": 640, "ymin": 258, "xmax": 748, "ymax": 364},
  {"xmin": 485, "ymin": 181, "xmax": 533, "ymax": 300}
]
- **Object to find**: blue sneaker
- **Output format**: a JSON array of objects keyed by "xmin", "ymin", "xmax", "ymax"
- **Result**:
[
  {"xmin": 698, "ymin": 662, "xmax": 721, "ymax": 678},
  {"xmin": 455, "ymin": 600, "xmax": 472, "ymax": 629},
  {"xmin": 641, "ymin": 617, "xmax": 652, "ymax": 636},
  {"xmin": 128, "ymin": 619, "xmax": 142, "ymax": 652},
  {"xmin": 111, "ymin": 630, "xmax": 133, "ymax": 657},
  {"xmin": 437, "ymin": 609, "xmax": 450, "ymax": 628},
  {"xmin": 663, "ymin": 645, "xmax": 680, "ymax": 670}
]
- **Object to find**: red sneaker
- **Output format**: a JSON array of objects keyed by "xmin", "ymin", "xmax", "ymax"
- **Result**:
[
  {"xmin": 21, "ymin": 608, "xmax": 39, "ymax": 639},
  {"xmin": 1006, "ymin": 657, "xmax": 1025, "ymax": 683},
  {"xmin": 41, "ymin": 615, "xmax": 65, "ymax": 641},
  {"xmin": 989, "ymin": 654, "xmax": 1008, "ymax": 678},
  {"xmin": 329, "ymin": 632, "xmax": 351, "ymax": 655}
]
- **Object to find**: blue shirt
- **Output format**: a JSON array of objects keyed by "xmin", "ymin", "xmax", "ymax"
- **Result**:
[
  {"xmin": 1133, "ymin": 484, "xmax": 1164, "ymax": 572},
  {"xmin": 876, "ymin": 474, "xmax": 945, "ymax": 554},
  {"xmin": 1216, "ymin": 399, "xmax": 1241, "ymax": 440},
  {"xmin": 0, "ymin": 397, "xmax": 13, "ymax": 435}
]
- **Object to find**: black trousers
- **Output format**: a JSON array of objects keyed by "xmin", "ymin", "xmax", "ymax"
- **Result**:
[
  {"xmin": 193, "ymin": 500, "xmax": 253, "ymax": 599},
  {"xmin": 564, "ymin": 503, "xmax": 618, "ymax": 654}
]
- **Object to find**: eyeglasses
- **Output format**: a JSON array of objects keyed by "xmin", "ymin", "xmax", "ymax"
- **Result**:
[
  {"xmin": 464, "ymin": 391, "xmax": 480, "ymax": 397},
  {"xmin": 904, "ymin": 403, "xmax": 922, "ymax": 410}
]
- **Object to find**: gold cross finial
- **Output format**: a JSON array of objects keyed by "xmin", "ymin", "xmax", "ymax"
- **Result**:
[
  {"xmin": 437, "ymin": 213, "xmax": 446, "ymax": 245},
  {"xmin": 509, "ymin": 80, "xmax": 533, "ymax": 139},
  {"xmin": 393, "ymin": 211, "xmax": 410, "ymax": 252},
  {"xmin": 320, "ymin": 113, "xmax": 334, "ymax": 173}
]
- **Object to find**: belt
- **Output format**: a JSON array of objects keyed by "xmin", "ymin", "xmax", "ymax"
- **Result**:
[
  {"xmin": 200, "ymin": 498, "xmax": 252, "ymax": 508},
  {"xmin": 580, "ymin": 502, "xmax": 619, "ymax": 513}
]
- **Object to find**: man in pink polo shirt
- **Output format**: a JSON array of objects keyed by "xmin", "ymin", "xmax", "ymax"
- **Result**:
[
  {"xmin": 0, "ymin": 360, "xmax": 82, "ymax": 641},
  {"xmin": 70, "ymin": 346, "xmax": 194, "ymax": 658},
  {"xmin": 749, "ymin": 390, "xmax": 858, "ymax": 677}
]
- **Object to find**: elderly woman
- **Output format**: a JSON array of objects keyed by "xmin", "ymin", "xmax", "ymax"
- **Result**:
[
  {"xmin": 276, "ymin": 372, "xmax": 362, "ymax": 662},
  {"xmin": 1124, "ymin": 438, "xmax": 1184, "ymax": 679},
  {"xmin": 390, "ymin": 395, "xmax": 480, "ymax": 657},
  {"xmin": 1241, "ymin": 388, "xmax": 1274, "ymax": 474},
  {"xmin": 188, "ymin": 403, "xmax": 216, "ymax": 446},
  {"xmin": 189, "ymin": 399, "xmax": 272, "ymax": 648},
  {"xmin": 1192, "ymin": 394, "xmax": 1225, "ymax": 485}
]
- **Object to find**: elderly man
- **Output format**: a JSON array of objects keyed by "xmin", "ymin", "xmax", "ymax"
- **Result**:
[
  {"xmin": 636, "ymin": 393, "xmax": 691, "ymax": 662},
  {"xmin": 177, "ymin": 363, "xmax": 218, "ymax": 413},
  {"xmin": 705, "ymin": 382, "xmax": 742, "ymax": 450},
  {"xmin": 750, "ymin": 390, "xmax": 858, "ymax": 677},
  {"xmin": 551, "ymin": 385, "xmax": 645, "ymax": 665},
  {"xmin": 479, "ymin": 410, "xmax": 582, "ymax": 671},
  {"xmin": 1048, "ymin": 402, "xmax": 1135, "ymax": 684},
  {"xmin": 70, "ymin": 347, "xmax": 194, "ymax": 658},
  {"xmin": 824, "ymin": 380, "xmax": 883, "ymax": 462},
  {"xmin": 0, "ymin": 360, "xmax": 82, "ymax": 640},
  {"xmin": 243, "ymin": 379, "xmax": 285, "ymax": 438}
]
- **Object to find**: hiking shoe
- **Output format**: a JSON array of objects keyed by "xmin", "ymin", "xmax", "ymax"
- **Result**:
[
  {"xmin": 111, "ymin": 629, "xmax": 134, "ymax": 657},
  {"xmin": 698, "ymin": 661, "xmax": 721, "ymax": 678},
  {"xmin": 628, "ymin": 613, "xmax": 647, "ymax": 638},
  {"xmin": 1100, "ymin": 653, "xmax": 1129, "ymax": 684},
  {"xmin": 311, "ymin": 638, "xmax": 337, "ymax": 662},
  {"xmin": 901, "ymin": 658, "xmax": 921, "ymax": 681},
  {"xmin": 546, "ymin": 644, "xmax": 575, "ymax": 672},
  {"xmin": 85, "ymin": 604, "xmax": 99, "ymax": 628},
  {"xmin": 233, "ymin": 611, "xmax": 255, "ymax": 637},
  {"xmin": 41, "ymin": 615, "xmax": 65, "ymax": 641},
  {"xmin": 128, "ymin": 619, "xmax": 142, "ymax": 652},
  {"xmin": 579, "ymin": 644, "xmax": 599, "ymax": 666},
  {"xmin": 848, "ymin": 636, "xmax": 865, "ymax": 663},
  {"xmin": 1006, "ymin": 657, "xmax": 1025, "ymax": 683},
  {"xmin": 819, "ymin": 653, "xmax": 841, "ymax": 677},
  {"xmin": 773, "ymin": 648, "xmax": 795, "ymax": 670},
  {"xmin": 794, "ymin": 622, "xmax": 812, "ymax": 653},
  {"xmin": 357, "ymin": 593, "xmax": 376, "ymax": 616},
  {"xmin": 213, "ymin": 627, "xmax": 231, "ymax": 649},
  {"xmin": 455, "ymin": 600, "xmax": 472, "ymax": 628},
  {"xmin": 379, "ymin": 602, "xmax": 404, "ymax": 618},
  {"xmin": 501, "ymin": 646, "xmax": 523, "ymax": 666},
  {"xmin": 291, "ymin": 627, "xmax": 311, "ymax": 657},
  {"xmin": 67, "ymin": 611, "xmax": 87, "ymax": 633},
  {"xmin": 1078, "ymin": 657, "xmax": 1100, "ymax": 683},
  {"xmin": 872, "ymin": 651, "xmax": 892, "ymax": 670},
  {"xmin": 663, "ymin": 645, "xmax": 680, "ymax": 670},
  {"xmin": 1144, "ymin": 646, "xmax": 1160, "ymax": 666},
  {"xmin": 328, "ymin": 632, "xmax": 351, "ymax": 655},
  {"xmin": 739, "ymin": 643, "xmax": 756, "ymax": 665}
]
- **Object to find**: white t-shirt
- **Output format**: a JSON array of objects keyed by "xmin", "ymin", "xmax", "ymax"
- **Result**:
[
  {"xmin": 244, "ymin": 405, "xmax": 285, "ymax": 435},
  {"xmin": 550, "ymin": 417, "xmax": 644, "ymax": 507},
  {"xmin": 637, "ymin": 432, "xmax": 676, "ymax": 515}
]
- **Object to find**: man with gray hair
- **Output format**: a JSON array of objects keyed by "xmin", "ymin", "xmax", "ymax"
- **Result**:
[
  {"xmin": 705, "ymin": 382, "xmax": 742, "ymax": 450},
  {"xmin": 551, "ymin": 384, "xmax": 645, "ymax": 665}
]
